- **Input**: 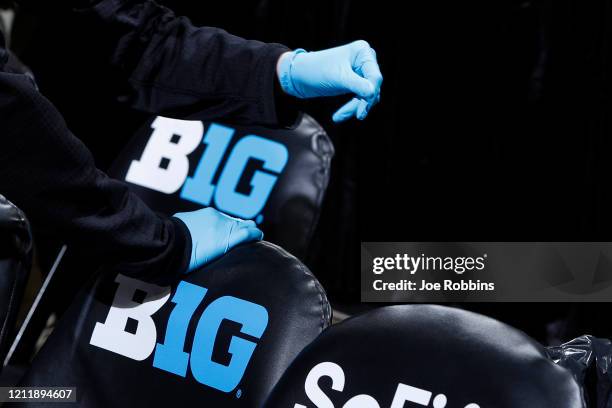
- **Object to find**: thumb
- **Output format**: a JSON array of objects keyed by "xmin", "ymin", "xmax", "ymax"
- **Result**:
[{"xmin": 342, "ymin": 70, "xmax": 376, "ymax": 100}]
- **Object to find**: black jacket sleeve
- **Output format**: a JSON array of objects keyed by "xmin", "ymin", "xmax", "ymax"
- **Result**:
[
  {"xmin": 14, "ymin": 0, "xmax": 293, "ymax": 124},
  {"xmin": 0, "ymin": 0, "xmax": 294, "ymax": 284},
  {"xmin": 0, "ymin": 70, "xmax": 190, "ymax": 284},
  {"xmin": 79, "ymin": 0, "xmax": 292, "ymax": 125}
]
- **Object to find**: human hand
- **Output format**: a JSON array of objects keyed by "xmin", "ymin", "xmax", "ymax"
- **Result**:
[
  {"xmin": 277, "ymin": 40, "xmax": 383, "ymax": 122},
  {"xmin": 174, "ymin": 207, "xmax": 263, "ymax": 272}
]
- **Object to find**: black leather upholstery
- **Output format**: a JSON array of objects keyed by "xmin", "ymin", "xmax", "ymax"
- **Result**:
[
  {"xmin": 0, "ymin": 194, "xmax": 31, "ymax": 365},
  {"xmin": 265, "ymin": 305, "xmax": 585, "ymax": 408},
  {"xmin": 109, "ymin": 113, "xmax": 333, "ymax": 260},
  {"xmin": 19, "ymin": 241, "xmax": 330, "ymax": 407}
]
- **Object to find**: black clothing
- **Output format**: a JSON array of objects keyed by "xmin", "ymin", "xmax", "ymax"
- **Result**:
[
  {"xmin": 78, "ymin": 0, "xmax": 289, "ymax": 125},
  {"xmin": 0, "ymin": 0, "xmax": 289, "ymax": 283},
  {"xmin": 0, "ymin": 72, "xmax": 190, "ymax": 283}
]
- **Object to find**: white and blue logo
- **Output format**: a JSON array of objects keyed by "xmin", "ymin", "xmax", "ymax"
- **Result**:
[
  {"xmin": 90, "ymin": 274, "xmax": 268, "ymax": 393},
  {"xmin": 125, "ymin": 117, "xmax": 289, "ymax": 221}
]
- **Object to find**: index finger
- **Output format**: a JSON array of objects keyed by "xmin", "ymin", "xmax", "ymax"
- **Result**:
[{"xmin": 362, "ymin": 58, "xmax": 383, "ymax": 90}]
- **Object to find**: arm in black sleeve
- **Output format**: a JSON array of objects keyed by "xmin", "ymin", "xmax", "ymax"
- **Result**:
[
  {"xmin": 79, "ymin": 0, "xmax": 293, "ymax": 125},
  {"xmin": 13, "ymin": 0, "xmax": 297, "ymax": 124},
  {"xmin": 0, "ymin": 70, "xmax": 190, "ymax": 284}
]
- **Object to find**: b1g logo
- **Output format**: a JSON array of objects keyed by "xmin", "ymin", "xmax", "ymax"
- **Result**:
[
  {"xmin": 125, "ymin": 116, "xmax": 289, "ymax": 220},
  {"xmin": 296, "ymin": 362, "xmax": 480, "ymax": 408},
  {"xmin": 89, "ymin": 274, "xmax": 268, "ymax": 393}
]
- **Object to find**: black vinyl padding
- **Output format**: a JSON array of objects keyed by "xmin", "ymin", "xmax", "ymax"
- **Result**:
[
  {"xmin": 266, "ymin": 304, "xmax": 585, "ymax": 408},
  {"xmin": 0, "ymin": 194, "xmax": 31, "ymax": 366},
  {"xmin": 19, "ymin": 241, "xmax": 330, "ymax": 407}
]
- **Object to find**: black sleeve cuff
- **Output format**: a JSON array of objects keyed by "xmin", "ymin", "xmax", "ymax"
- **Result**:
[
  {"xmin": 110, "ymin": 216, "xmax": 191, "ymax": 286},
  {"xmin": 168, "ymin": 216, "xmax": 192, "ymax": 278},
  {"xmin": 258, "ymin": 44, "xmax": 300, "ymax": 127}
]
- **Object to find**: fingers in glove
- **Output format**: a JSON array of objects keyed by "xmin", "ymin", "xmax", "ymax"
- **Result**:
[
  {"xmin": 354, "ymin": 45, "xmax": 382, "ymax": 120},
  {"xmin": 357, "ymin": 99, "xmax": 371, "ymax": 120},
  {"xmin": 332, "ymin": 97, "xmax": 361, "ymax": 123},
  {"xmin": 229, "ymin": 223, "xmax": 264, "ymax": 250},
  {"xmin": 343, "ymin": 70, "xmax": 376, "ymax": 100},
  {"xmin": 359, "ymin": 49, "xmax": 383, "ymax": 93}
]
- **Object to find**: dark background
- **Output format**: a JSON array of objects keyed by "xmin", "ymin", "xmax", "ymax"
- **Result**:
[{"xmin": 8, "ymin": 0, "xmax": 612, "ymax": 342}]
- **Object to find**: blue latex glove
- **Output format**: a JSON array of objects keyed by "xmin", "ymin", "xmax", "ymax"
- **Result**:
[
  {"xmin": 277, "ymin": 40, "xmax": 383, "ymax": 123},
  {"xmin": 174, "ymin": 208, "xmax": 263, "ymax": 272}
]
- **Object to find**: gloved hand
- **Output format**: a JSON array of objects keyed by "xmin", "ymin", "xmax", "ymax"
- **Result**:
[
  {"xmin": 174, "ymin": 207, "xmax": 263, "ymax": 272},
  {"xmin": 276, "ymin": 40, "xmax": 383, "ymax": 123}
]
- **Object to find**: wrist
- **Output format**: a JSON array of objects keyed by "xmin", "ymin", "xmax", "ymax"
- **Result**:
[
  {"xmin": 276, "ymin": 49, "xmax": 307, "ymax": 98},
  {"xmin": 170, "ymin": 216, "xmax": 194, "ymax": 274}
]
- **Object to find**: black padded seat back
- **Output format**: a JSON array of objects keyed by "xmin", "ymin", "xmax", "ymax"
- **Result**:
[
  {"xmin": 109, "ymin": 113, "xmax": 334, "ymax": 260},
  {"xmin": 0, "ymin": 194, "xmax": 31, "ymax": 365},
  {"xmin": 19, "ymin": 241, "xmax": 331, "ymax": 407},
  {"xmin": 265, "ymin": 305, "xmax": 585, "ymax": 408}
]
